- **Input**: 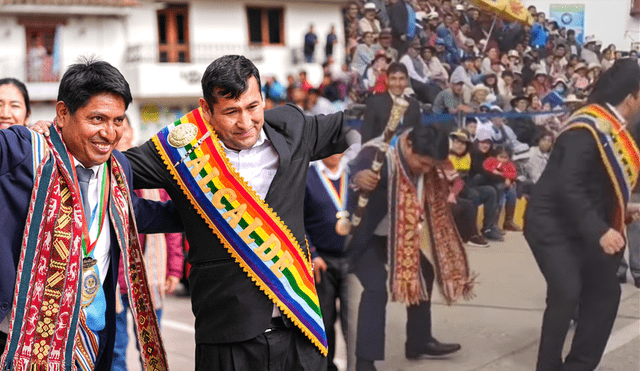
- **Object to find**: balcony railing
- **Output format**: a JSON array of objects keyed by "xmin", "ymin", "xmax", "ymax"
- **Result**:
[
  {"xmin": 126, "ymin": 44, "xmax": 264, "ymax": 64},
  {"xmin": 27, "ymin": 56, "xmax": 60, "ymax": 83}
]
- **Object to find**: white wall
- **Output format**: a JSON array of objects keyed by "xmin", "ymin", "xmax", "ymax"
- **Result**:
[
  {"xmin": 0, "ymin": 16, "xmax": 27, "ymax": 80},
  {"xmin": 523, "ymin": 0, "xmax": 640, "ymax": 50}
]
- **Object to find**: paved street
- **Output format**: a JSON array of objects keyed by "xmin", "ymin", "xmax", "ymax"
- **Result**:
[{"xmin": 124, "ymin": 232, "xmax": 639, "ymax": 371}]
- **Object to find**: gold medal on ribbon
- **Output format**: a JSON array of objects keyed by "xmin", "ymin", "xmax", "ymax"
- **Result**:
[
  {"xmin": 81, "ymin": 257, "xmax": 100, "ymax": 308},
  {"xmin": 168, "ymin": 123, "xmax": 198, "ymax": 148},
  {"xmin": 335, "ymin": 211, "xmax": 352, "ymax": 236}
]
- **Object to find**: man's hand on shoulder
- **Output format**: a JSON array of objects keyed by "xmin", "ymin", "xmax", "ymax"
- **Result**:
[{"xmin": 29, "ymin": 120, "xmax": 52, "ymax": 137}]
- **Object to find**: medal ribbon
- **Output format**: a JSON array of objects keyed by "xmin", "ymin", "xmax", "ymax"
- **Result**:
[
  {"xmin": 315, "ymin": 164, "xmax": 348, "ymax": 213},
  {"xmin": 72, "ymin": 164, "xmax": 109, "ymax": 257}
]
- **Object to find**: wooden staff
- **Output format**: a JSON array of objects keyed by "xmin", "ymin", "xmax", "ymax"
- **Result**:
[{"xmin": 347, "ymin": 95, "xmax": 410, "ymax": 239}]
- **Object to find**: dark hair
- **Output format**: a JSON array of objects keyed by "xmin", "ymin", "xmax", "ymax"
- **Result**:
[
  {"xmin": 588, "ymin": 58, "xmax": 640, "ymax": 106},
  {"xmin": 387, "ymin": 62, "xmax": 408, "ymax": 77},
  {"xmin": 501, "ymin": 70, "xmax": 514, "ymax": 79},
  {"xmin": 308, "ymin": 88, "xmax": 320, "ymax": 96},
  {"xmin": 0, "ymin": 78, "xmax": 31, "ymax": 117},
  {"xmin": 408, "ymin": 125, "xmax": 449, "ymax": 160},
  {"xmin": 57, "ymin": 58, "xmax": 132, "ymax": 115},
  {"xmin": 201, "ymin": 55, "xmax": 262, "ymax": 113},
  {"xmin": 493, "ymin": 144, "xmax": 512, "ymax": 158},
  {"xmin": 567, "ymin": 29, "xmax": 575, "ymax": 36},
  {"xmin": 535, "ymin": 129, "xmax": 554, "ymax": 145}
]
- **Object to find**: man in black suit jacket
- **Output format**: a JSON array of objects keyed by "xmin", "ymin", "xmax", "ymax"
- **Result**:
[
  {"xmin": 524, "ymin": 59, "xmax": 640, "ymax": 371},
  {"xmin": 0, "ymin": 61, "xmax": 182, "ymax": 369},
  {"xmin": 361, "ymin": 62, "xmax": 421, "ymax": 144},
  {"xmin": 124, "ymin": 55, "xmax": 355, "ymax": 370}
]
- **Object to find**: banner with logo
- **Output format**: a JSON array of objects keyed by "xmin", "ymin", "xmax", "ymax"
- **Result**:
[{"xmin": 550, "ymin": 4, "xmax": 585, "ymax": 44}]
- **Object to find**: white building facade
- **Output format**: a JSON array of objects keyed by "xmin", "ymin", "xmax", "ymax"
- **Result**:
[{"xmin": 0, "ymin": 0, "xmax": 345, "ymax": 141}]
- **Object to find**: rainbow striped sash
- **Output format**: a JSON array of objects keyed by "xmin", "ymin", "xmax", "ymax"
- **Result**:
[
  {"xmin": 563, "ymin": 104, "xmax": 640, "ymax": 232},
  {"xmin": 152, "ymin": 108, "xmax": 327, "ymax": 355}
]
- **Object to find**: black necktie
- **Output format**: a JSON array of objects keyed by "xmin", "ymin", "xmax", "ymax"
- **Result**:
[{"xmin": 76, "ymin": 165, "xmax": 94, "ymax": 223}]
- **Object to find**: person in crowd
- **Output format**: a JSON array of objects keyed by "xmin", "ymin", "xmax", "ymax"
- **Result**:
[
  {"xmin": 601, "ymin": 47, "xmax": 616, "ymax": 71},
  {"xmin": 448, "ymin": 129, "xmax": 494, "ymax": 247},
  {"xmin": 523, "ymin": 130, "xmax": 554, "ymax": 185},
  {"xmin": 482, "ymin": 47, "xmax": 500, "ymax": 74},
  {"xmin": 422, "ymin": 45, "xmax": 449, "ymax": 89},
  {"xmin": 581, "ymin": 36, "xmax": 602, "ymax": 65},
  {"xmin": 465, "ymin": 116, "xmax": 478, "ymax": 141},
  {"xmin": 569, "ymin": 62, "xmax": 590, "ymax": 98},
  {"xmin": 373, "ymin": 28, "xmax": 399, "ymax": 62},
  {"xmin": 508, "ymin": 95, "xmax": 538, "ymax": 146},
  {"xmin": 262, "ymin": 75, "xmax": 288, "ymax": 104},
  {"xmin": 344, "ymin": 1, "xmax": 361, "ymax": 58},
  {"xmin": 0, "ymin": 60, "xmax": 182, "ymax": 369},
  {"xmin": 436, "ymin": 13, "xmax": 461, "ymax": 68},
  {"xmin": 350, "ymin": 125, "xmax": 468, "ymax": 371},
  {"xmin": 484, "ymin": 105, "xmax": 528, "ymax": 155},
  {"xmin": 299, "ymin": 70, "xmax": 314, "ymax": 92},
  {"xmin": 450, "ymin": 55, "xmax": 476, "ymax": 93},
  {"xmin": 497, "ymin": 21, "xmax": 525, "ymax": 54},
  {"xmin": 319, "ymin": 73, "xmax": 344, "ymax": 102},
  {"xmin": 530, "ymin": 68, "xmax": 550, "ymax": 98},
  {"xmin": 565, "ymin": 29, "xmax": 581, "ymax": 58},
  {"xmin": 363, "ymin": 50, "xmax": 391, "ymax": 93},
  {"xmin": 525, "ymin": 58, "xmax": 640, "ymax": 371},
  {"xmin": 551, "ymin": 76, "xmax": 569, "ymax": 98},
  {"xmin": 399, "ymin": 39, "xmax": 441, "ymax": 103},
  {"xmin": 119, "ymin": 55, "xmax": 357, "ymax": 370},
  {"xmin": 326, "ymin": 25, "xmax": 339, "ymax": 61},
  {"xmin": 352, "ymin": 31, "xmax": 377, "ymax": 75},
  {"xmin": 432, "ymin": 74, "xmax": 474, "ymax": 118},
  {"xmin": 304, "ymin": 24, "xmax": 319, "ymax": 63},
  {"xmin": 361, "ymin": 62, "xmax": 421, "ymax": 143},
  {"xmin": 305, "ymin": 152, "xmax": 351, "ymax": 371},
  {"xmin": 588, "ymin": 63, "xmax": 602, "ymax": 86},
  {"xmin": 484, "ymin": 144, "xmax": 521, "ymax": 232},
  {"xmin": 289, "ymin": 84, "xmax": 308, "ymax": 109},
  {"xmin": 498, "ymin": 70, "xmax": 516, "ymax": 108},
  {"xmin": 468, "ymin": 129, "xmax": 504, "ymax": 241},
  {"xmin": 469, "ymin": 84, "xmax": 490, "ymax": 110},
  {"xmin": 0, "ymin": 78, "xmax": 31, "ymax": 128},
  {"xmin": 530, "ymin": 14, "xmax": 548, "ymax": 52},
  {"xmin": 481, "ymin": 72, "xmax": 504, "ymax": 107},
  {"xmin": 112, "ymin": 119, "xmax": 184, "ymax": 371},
  {"xmin": 359, "ymin": 2, "xmax": 382, "ymax": 41},
  {"xmin": 306, "ymin": 88, "xmax": 336, "ymax": 115},
  {"xmin": 388, "ymin": 0, "xmax": 418, "ymax": 56}
]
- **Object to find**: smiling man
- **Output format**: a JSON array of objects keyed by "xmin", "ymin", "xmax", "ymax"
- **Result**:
[
  {"xmin": 0, "ymin": 60, "xmax": 182, "ymax": 370},
  {"xmin": 361, "ymin": 62, "xmax": 421, "ymax": 143},
  {"xmin": 124, "ymin": 55, "xmax": 356, "ymax": 370}
]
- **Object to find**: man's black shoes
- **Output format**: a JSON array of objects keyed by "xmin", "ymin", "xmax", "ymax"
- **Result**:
[{"xmin": 406, "ymin": 339, "xmax": 462, "ymax": 359}]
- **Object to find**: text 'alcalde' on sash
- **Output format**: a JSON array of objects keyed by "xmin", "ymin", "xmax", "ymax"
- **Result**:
[{"xmin": 151, "ymin": 108, "xmax": 327, "ymax": 355}]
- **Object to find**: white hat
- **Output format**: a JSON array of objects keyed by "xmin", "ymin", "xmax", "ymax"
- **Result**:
[
  {"xmin": 465, "ymin": 38, "xmax": 475, "ymax": 47},
  {"xmin": 564, "ymin": 94, "xmax": 584, "ymax": 103},
  {"xmin": 455, "ymin": 4, "xmax": 465, "ymax": 11},
  {"xmin": 476, "ymin": 127, "xmax": 493, "ymax": 142},
  {"xmin": 363, "ymin": 2, "xmax": 378, "ymax": 11},
  {"xmin": 416, "ymin": 11, "xmax": 428, "ymax": 21},
  {"xmin": 507, "ymin": 50, "xmax": 519, "ymax": 58},
  {"xmin": 427, "ymin": 11, "xmax": 440, "ymax": 20},
  {"xmin": 472, "ymin": 84, "xmax": 490, "ymax": 95}
]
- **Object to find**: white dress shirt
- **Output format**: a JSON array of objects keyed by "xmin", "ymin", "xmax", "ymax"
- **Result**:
[{"xmin": 220, "ymin": 128, "xmax": 279, "ymax": 199}]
